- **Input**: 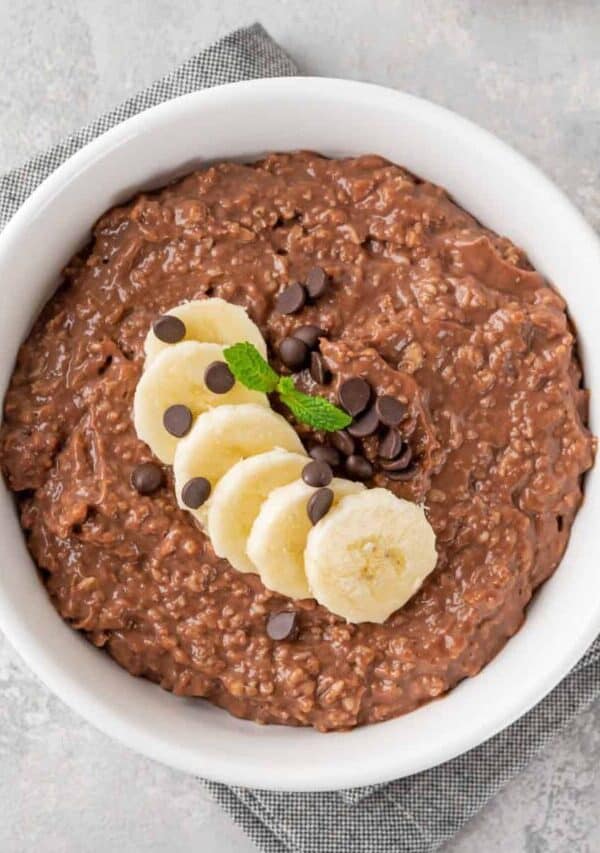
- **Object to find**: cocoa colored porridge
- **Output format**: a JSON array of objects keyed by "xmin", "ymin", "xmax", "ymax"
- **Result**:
[{"xmin": 0, "ymin": 153, "xmax": 594, "ymax": 731}]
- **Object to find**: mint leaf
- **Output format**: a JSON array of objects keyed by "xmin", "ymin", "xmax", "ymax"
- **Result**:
[
  {"xmin": 277, "ymin": 376, "xmax": 295, "ymax": 396},
  {"xmin": 223, "ymin": 342, "xmax": 280, "ymax": 393},
  {"xmin": 224, "ymin": 342, "xmax": 351, "ymax": 431},
  {"xmin": 278, "ymin": 381, "xmax": 352, "ymax": 431}
]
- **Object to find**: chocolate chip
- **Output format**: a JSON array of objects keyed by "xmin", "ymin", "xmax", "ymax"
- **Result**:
[
  {"xmin": 379, "ymin": 428, "xmax": 404, "ymax": 460},
  {"xmin": 307, "ymin": 487, "xmax": 334, "ymax": 524},
  {"xmin": 276, "ymin": 282, "xmax": 307, "ymax": 314},
  {"xmin": 131, "ymin": 462, "xmax": 163, "ymax": 495},
  {"xmin": 305, "ymin": 266, "xmax": 329, "ymax": 300},
  {"xmin": 266, "ymin": 611, "xmax": 299, "ymax": 641},
  {"xmin": 309, "ymin": 444, "xmax": 341, "ymax": 467},
  {"xmin": 309, "ymin": 351, "xmax": 330, "ymax": 385},
  {"xmin": 380, "ymin": 444, "xmax": 413, "ymax": 471},
  {"xmin": 331, "ymin": 429, "xmax": 355, "ymax": 457},
  {"xmin": 181, "ymin": 476, "xmax": 211, "ymax": 508},
  {"xmin": 345, "ymin": 454, "xmax": 374, "ymax": 481},
  {"xmin": 302, "ymin": 459, "xmax": 333, "ymax": 487},
  {"xmin": 375, "ymin": 395, "xmax": 407, "ymax": 427},
  {"xmin": 279, "ymin": 336, "xmax": 310, "ymax": 371},
  {"xmin": 293, "ymin": 324, "xmax": 325, "ymax": 350},
  {"xmin": 338, "ymin": 377, "xmax": 371, "ymax": 417},
  {"xmin": 348, "ymin": 405, "xmax": 379, "ymax": 437},
  {"xmin": 153, "ymin": 314, "xmax": 186, "ymax": 344},
  {"xmin": 163, "ymin": 404, "xmax": 193, "ymax": 437},
  {"xmin": 387, "ymin": 462, "xmax": 418, "ymax": 481},
  {"xmin": 204, "ymin": 361, "xmax": 235, "ymax": 394}
]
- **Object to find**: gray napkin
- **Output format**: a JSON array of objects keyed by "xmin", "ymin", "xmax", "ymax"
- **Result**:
[{"xmin": 1, "ymin": 22, "xmax": 598, "ymax": 853}]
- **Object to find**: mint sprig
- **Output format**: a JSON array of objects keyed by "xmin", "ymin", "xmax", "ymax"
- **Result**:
[
  {"xmin": 223, "ymin": 342, "xmax": 280, "ymax": 393},
  {"xmin": 223, "ymin": 343, "xmax": 351, "ymax": 432},
  {"xmin": 277, "ymin": 377, "xmax": 352, "ymax": 431}
]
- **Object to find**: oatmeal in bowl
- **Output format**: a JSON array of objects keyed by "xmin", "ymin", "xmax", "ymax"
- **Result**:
[{"xmin": 1, "ymin": 150, "xmax": 594, "ymax": 733}]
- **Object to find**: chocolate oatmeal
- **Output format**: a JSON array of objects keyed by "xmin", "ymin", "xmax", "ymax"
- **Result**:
[{"xmin": 0, "ymin": 153, "xmax": 594, "ymax": 730}]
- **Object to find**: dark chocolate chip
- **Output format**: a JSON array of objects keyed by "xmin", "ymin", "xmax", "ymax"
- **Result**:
[
  {"xmin": 345, "ymin": 454, "xmax": 374, "ymax": 481},
  {"xmin": 279, "ymin": 336, "xmax": 310, "ymax": 371},
  {"xmin": 309, "ymin": 444, "xmax": 341, "ymax": 467},
  {"xmin": 266, "ymin": 610, "xmax": 299, "ymax": 641},
  {"xmin": 309, "ymin": 351, "xmax": 330, "ymax": 385},
  {"xmin": 331, "ymin": 429, "xmax": 355, "ymax": 457},
  {"xmin": 163, "ymin": 404, "xmax": 193, "ymax": 437},
  {"xmin": 379, "ymin": 428, "xmax": 404, "ymax": 461},
  {"xmin": 293, "ymin": 324, "xmax": 325, "ymax": 350},
  {"xmin": 131, "ymin": 462, "xmax": 163, "ymax": 495},
  {"xmin": 338, "ymin": 377, "xmax": 371, "ymax": 417},
  {"xmin": 204, "ymin": 361, "xmax": 235, "ymax": 394},
  {"xmin": 386, "ymin": 463, "xmax": 418, "ymax": 481},
  {"xmin": 181, "ymin": 476, "xmax": 211, "ymax": 508},
  {"xmin": 302, "ymin": 459, "xmax": 333, "ymax": 488},
  {"xmin": 153, "ymin": 314, "xmax": 186, "ymax": 344},
  {"xmin": 276, "ymin": 282, "xmax": 307, "ymax": 314},
  {"xmin": 348, "ymin": 405, "xmax": 379, "ymax": 438},
  {"xmin": 380, "ymin": 444, "xmax": 413, "ymax": 472},
  {"xmin": 305, "ymin": 266, "xmax": 330, "ymax": 299},
  {"xmin": 375, "ymin": 395, "xmax": 407, "ymax": 427},
  {"xmin": 307, "ymin": 487, "xmax": 334, "ymax": 525}
]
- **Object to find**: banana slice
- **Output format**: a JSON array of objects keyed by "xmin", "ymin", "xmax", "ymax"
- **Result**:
[
  {"xmin": 247, "ymin": 477, "xmax": 365, "ymax": 600},
  {"xmin": 304, "ymin": 488, "xmax": 437, "ymax": 624},
  {"xmin": 133, "ymin": 341, "xmax": 268, "ymax": 464},
  {"xmin": 208, "ymin": 450, "xmax": 308, "ymax": 574},
  {"xmin": 173, "ymin": 403, "xmax": 305, "ymax": 524},
  {"xmin": 144, "ymin": 298, "xmax": 267, "ymax": 366}
]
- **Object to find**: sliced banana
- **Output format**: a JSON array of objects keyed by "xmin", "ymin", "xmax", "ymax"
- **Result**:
[
  {"xmin": 144, "ymin": 298, "xmax": 267, "ymax": 366},
  {"xmin": 247, "ymin": 477, "xmax": 365, "ymax": 600},
  {"xmin": 208, "ymin": 450, "xmax": 308, "ymax": 575},
  {"xmin": 173, "ymin": 403, "xmax": 305, "ymax": 524},
  {"xmin": 133, "ymin": 341, "xmax": 268, "ymax": 464},
  {"xmin": 304, "ymin": 488, "xmax": 437, "ymax": 624}
]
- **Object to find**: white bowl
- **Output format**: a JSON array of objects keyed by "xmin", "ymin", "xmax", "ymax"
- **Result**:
[{"xmin": 0, "ymin": 77, "xmax": 598, "ymax": 792}]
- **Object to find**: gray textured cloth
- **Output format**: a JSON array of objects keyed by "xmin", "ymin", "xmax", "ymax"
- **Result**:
[{"xmin": 1, "ymin": 22, "xmax": 598, "ymax": 853}]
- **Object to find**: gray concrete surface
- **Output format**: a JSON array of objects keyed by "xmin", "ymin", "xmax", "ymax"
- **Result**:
[{"xmin": 1, "ymin": 2, "xmax": 599, "ymax": 851}]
